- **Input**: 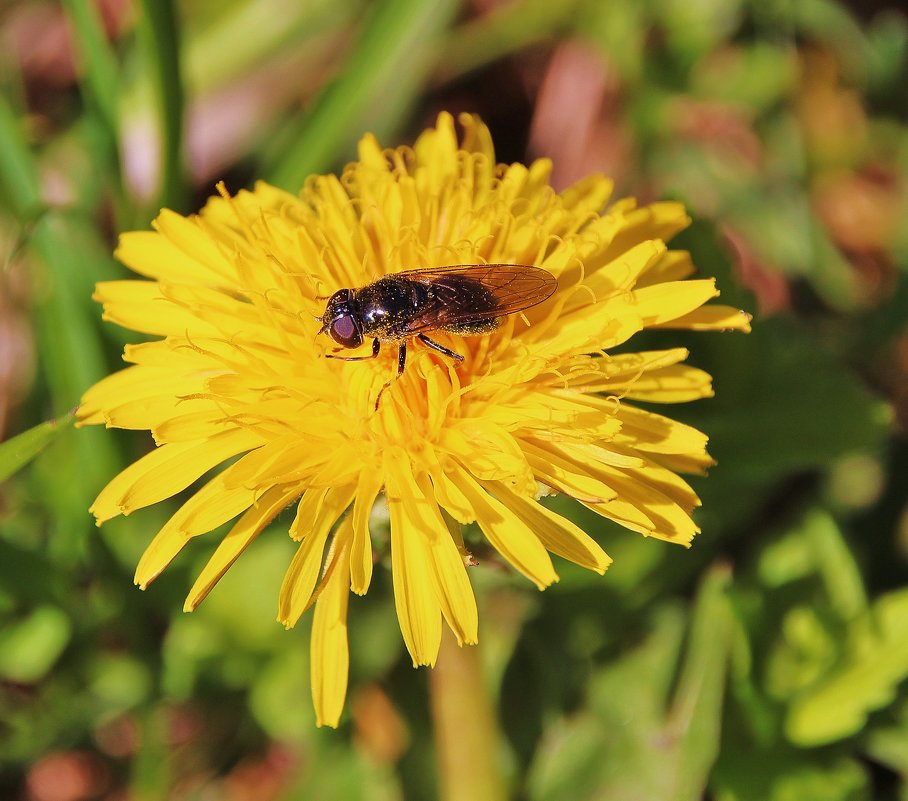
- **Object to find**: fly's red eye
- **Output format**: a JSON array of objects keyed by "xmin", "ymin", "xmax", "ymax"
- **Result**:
[{"xmin": 330, "ymin": 316, "xmax": 361, "ymax": 348}]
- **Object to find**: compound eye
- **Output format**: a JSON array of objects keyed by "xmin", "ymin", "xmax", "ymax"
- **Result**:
[{"xmin": 330, "ymin": 315, "xmax": 362, "ymax": 348}]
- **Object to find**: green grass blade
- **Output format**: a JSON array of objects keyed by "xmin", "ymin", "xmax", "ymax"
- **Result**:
[
  {"xmin": 267, "ymin": 0, "xmax": 459, "ymax": 189},
  {"xmin": 60, "ymin": 0, "xmax": 121, "ymax": 137},
  {"xmin": 667, "ymin": 564, "xmax": 734, "ymax": 801},
  {"xmin": 137, "ymin": 0, "xmax": 186, "ymax": 210},
  {"xmin": 439, "ymin": 0, "xmax": 582, "ymax": 83},
  {"xmin": 0, "ymin": 414, "xmax": 75, "ymax": 484},
  {"xmin": 0, "ymin": 94, "xmax": 123, "ymax": 503},
  {"xmin": 0, "ymin": 95, "xmax": 43, "ymax": 220}
]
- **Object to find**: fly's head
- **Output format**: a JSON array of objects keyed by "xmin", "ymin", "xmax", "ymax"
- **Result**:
[{"xmin": 319, "ymin": 289, "xmax": 364, "ymax": 349}]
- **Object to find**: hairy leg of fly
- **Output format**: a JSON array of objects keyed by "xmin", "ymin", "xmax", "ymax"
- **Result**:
[
  {"xmin": 374, "ymin": 341, "xmax": 408, "ymax": 410},
  {"xmin": 417, "ymin": 333, "xmax": 464, "ymax": 362},
  {"xmin": 326, "ymin": 338, "xmax": 381, "ymax": 361}
]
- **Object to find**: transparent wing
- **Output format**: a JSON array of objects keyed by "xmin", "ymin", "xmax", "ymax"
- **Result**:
[{"xmin": 392, "ymin": 264, "xmax": 557, "ymax": 335}]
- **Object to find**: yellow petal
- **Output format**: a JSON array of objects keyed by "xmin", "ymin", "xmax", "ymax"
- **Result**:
[
  {"xmin": 621, "ymin": 364, "xmax": 714, "ymax": 403},
  {"xmin": 104, "ymin": 395, "xmax": 209, "ymax": 432},
  {"xmin": 615, "ymin": 404, "xmax": 710, "ymax": 456},
  {"xmin": 527, "ymin": 299, "xmax": 644, "ymax": 358},
  {"xmin": 356, "ymin": 131, "xmax": 387, "ymax": 169},
  {"xmin": 422, "ymin": 445, "xmax": 476, "ymax": 525},
  {"xmin": 279, "ymin": 485, "xmax": 357, "ymax": 627},
  {"xmin": 622, "ymin": 459, "xmax": 702, "ymax": 514},
  {"xmin": 449, "ymin": 467, "xmax": 558, "ymax": 590},
  {"xmin": 78, "ymin": 365, "xmax": 208, "ymax": 428},
  {"xmin": 224, "ymin": 439, "xmax": 336, "ymax": 492},
  {"xmin": 580, "ymin": 497, "xmax": 655, "ymax": 536},
  {"xmin": 569, "ymin": 350, "xmax": 714, "ymax": 403},
  {"xmin": 605, "ymin": 279, "xmax": 718, "ymax": 327},
  {"xmin": 412, "ymin": 471, "xmax": 479, "ymax": 646},
  {"xmin": 637, "ymin": 248, "xmax": 696, "ymax": 285},
  {"xmin": 152, "ymin": 410, "xmax": 243, "ymax": 444},
  {"xmin": 521, "ymin": 440, "xmax": 619, "ymax": 505},
  {"xmin": 523, "ymin": 439, "xmax": 662, "ymax": 536},
  {"xmin": 598, "ymin": 200, "xmax": 691, "ymax": 264},
  {"xmin": 156, "ymin": 283, "xmax": 289, "ymax": 348},
  {"xmin": 439, "ymin": 420, "xmax": 535, "ymax": 494},
  {"xmin": 350, "ymin": 470, "xmax": 382, "ymax": 595},
  {"xmin": 386, "ymin": 452, "xmax": 442, "ymax": 666},
  {"xmin": 653, "ymin": 304, "xmax": 753, "ymax": 332},
  {"xmin": 559, "ymin": 173, "xmax": 614, "ymax": 217},
  {"xmin": 557, "ymin": 348, "xmax": 686, "ymax": 390},
  {"xmin": 94, "ymin": 281, "xmax": 215, "ymax": 336},
  {"xmin": 151, "ymin": 209, "xmax": 235, "ymax": 282},
  {"xmin": 589, "ymin": 466, "xmax": 700, "ymax": 544},
  {"xmin": 116, "ymin": 225, "xmax": 225, "ymax": 285},
  {"xmin": 414, "ymin": 111, "xmax": 459, "ymax": 188},
  {"xmin": 650, "ymin": 450, "xmax": 715, "ymax": 475},
  {"xmin": 566, "ymin": 240, "xmax": 667, "ymax": 307},
  {"xmin": 91, "ymin": 429, "xmax": 262, "ymax": 523},
  {"xmin": 456, "ymin": 111, "xmax": 495, "ymax": 161},
  {"xmin": 184, "ymin": 482, "xmax": 304, "ymax": 611},
  {"xmin": 486, "ymin": 481, "xmax": 612, "ymax": 574},
  {"xmin": 311, "ymin": 517, "xmax": 352, "ymax": 728},
  {"xmin": 134, "ymin": 464, "xmax": 261, "ymax": 588}
]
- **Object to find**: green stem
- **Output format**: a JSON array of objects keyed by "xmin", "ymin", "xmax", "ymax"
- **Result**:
[{"xmin": 429, "ymin": 629, "xmax": 507, "ymax": 801}]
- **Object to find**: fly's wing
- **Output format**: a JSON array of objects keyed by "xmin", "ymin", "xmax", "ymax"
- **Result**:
[{"xmin": 392, "ymin": 264, "xmax": 557, "ymax": 336}]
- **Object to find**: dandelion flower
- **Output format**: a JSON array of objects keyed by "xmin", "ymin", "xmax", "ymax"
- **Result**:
[{"xmin": 78, "ymin": 112, "xmax": 750, "ymax": 726}]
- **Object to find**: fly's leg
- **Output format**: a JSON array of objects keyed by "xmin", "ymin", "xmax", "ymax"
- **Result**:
[
  {"xmin": 417, "ymin": 334, "xmax": 464, "ymax": 362},
  {"xmin": 374, "ymin": 341, "xmax": 407, "ymax": 410},
  {"xmin": 326, "ymin": 338, "xmax": 381, "ymax": 361}
]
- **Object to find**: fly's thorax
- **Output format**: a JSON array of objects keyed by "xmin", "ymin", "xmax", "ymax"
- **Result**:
[{"xmin": 356, "ymin": 277, "xmax": 431, "ymax": 338}]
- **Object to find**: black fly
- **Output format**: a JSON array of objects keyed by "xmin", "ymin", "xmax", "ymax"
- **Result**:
[{"xmin": 318, "ymin": 264, "xmax": 557, "ymax": 408}]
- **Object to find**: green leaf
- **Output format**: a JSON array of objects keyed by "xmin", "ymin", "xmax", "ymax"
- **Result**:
[
  {"xmin": 788, "ymin": 0, "xmax": 871, "ymax": 82},
  {"xmin": 527, "ymin": 606, "xmax": 684, "ymax": 801},
  {"xmin": 866, "ymin": 11, "xmax": 908, "ymax": 94},
  {"xmin": 681, "ymin": 315, "xmax": 890, "ymax": 535},
  {"xmin": 249, "ymin": 646, "xmax": 314, "ymax": 739},
  {"xmin": 528, "ymin": 566, "xmax": 734, "ymax": 801},
  {"xmin": 691, "ymin": 43, "xmax": 797, "ymax": 112},
  {"xmin": 864, "ymin": 705, "xmax": 908, "ymax": 777},
  {"xmin": 786, "ymin": 588, "xmax": 908, "ymax": 746},
  {"xmin": 759, "ymin": 510, "xmax": 868, "ymax": 621},
  {"xmin": 0, "ymin": 414, "xmax": 74, "ymax": 484},
  {"xmin": 88, "ymin": 654, "xmax": 153, "ymax": 710},
  {"xmin": 0, "ymin": 606, "xmax": 72, "ymax": 682},
  {"xmin": 657, "ymin": 0, "xmax": 744, "ymax": 67},
  {"xmin": 713, "ymin": 750, "xmax": 868, "ymax": 801}
]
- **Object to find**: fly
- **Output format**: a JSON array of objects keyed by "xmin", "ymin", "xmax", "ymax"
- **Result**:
[{"xmin": 318, "ymin": 264, "xmax": 557, "ymax": 408}]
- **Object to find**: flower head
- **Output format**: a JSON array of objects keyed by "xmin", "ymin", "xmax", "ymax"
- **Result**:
[{"xmin": 79, "ymin": 112, "xmax": 750, "ymax": 726}]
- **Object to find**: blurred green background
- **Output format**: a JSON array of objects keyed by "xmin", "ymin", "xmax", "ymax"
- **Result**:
[{"xmin": 1, "ymin": 0, "xmax": 907, "ymax": 799}]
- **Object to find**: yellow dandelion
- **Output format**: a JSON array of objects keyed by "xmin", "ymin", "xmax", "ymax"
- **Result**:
[{"xmin": 78, "ymin": 112, "xmax": 750, "ymax": 727}]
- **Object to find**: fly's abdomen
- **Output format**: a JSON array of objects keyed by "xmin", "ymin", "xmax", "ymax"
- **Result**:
[{"xmin": 441, "ymin": 317, "xmax": 501, "ymax": 335}]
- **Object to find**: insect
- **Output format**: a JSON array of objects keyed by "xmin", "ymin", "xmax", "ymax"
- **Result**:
[{"xmin": 318, "ymin": 264, "xmax": 557, "ymax": 408}]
